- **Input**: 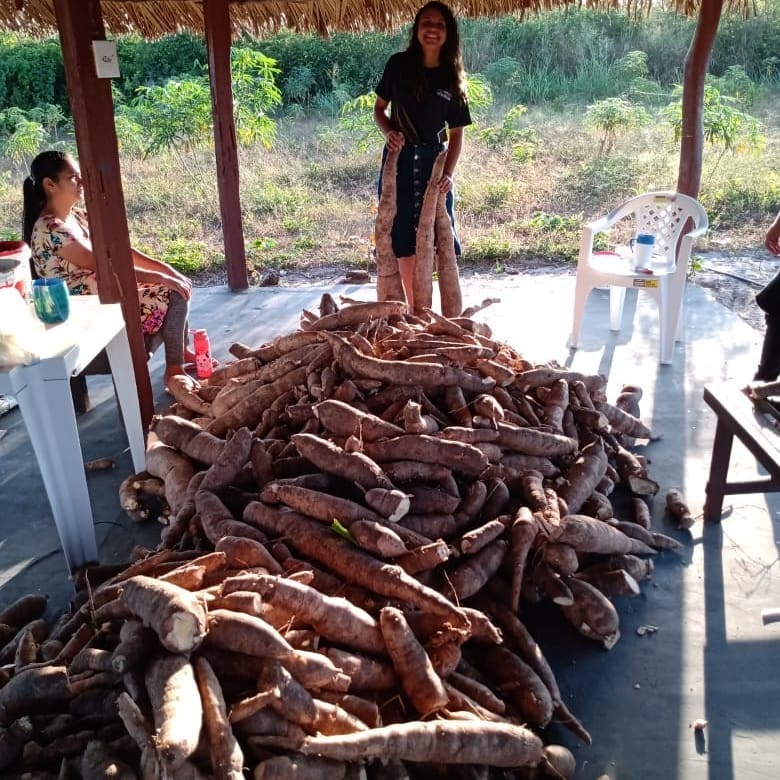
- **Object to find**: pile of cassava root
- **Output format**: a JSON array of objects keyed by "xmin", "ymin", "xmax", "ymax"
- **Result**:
[{"xmin": 0, "ymin": 297, "xmax": 688, "ymax": 779}]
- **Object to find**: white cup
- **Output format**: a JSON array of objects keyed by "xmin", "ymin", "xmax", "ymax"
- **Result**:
[{"xmin": 630, "ymin": 233, "xmax": 655, "ymax": 270}]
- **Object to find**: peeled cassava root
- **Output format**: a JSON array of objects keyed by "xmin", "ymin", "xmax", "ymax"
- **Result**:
[{"xmin": 0, "ymin": 297, "xmax": 675, "ymax": 778}]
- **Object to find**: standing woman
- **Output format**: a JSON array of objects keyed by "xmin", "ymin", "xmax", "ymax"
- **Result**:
[
  {"xmin": 373, "ymin": 1, "xmax": 471, "ymax": 311},
  {"xmin": 22, "ymin": 150, "xmax": 194, "ymax": 387}
]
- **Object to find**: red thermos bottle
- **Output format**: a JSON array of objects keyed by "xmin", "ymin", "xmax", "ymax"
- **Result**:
[{"xmin": 192, "ymin": 329, "xmax": 213, "ymax": 379}]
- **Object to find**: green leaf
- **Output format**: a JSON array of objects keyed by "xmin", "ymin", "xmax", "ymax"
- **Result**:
[{"xmin": 331, "ymin": 518, "xmax": 355, "ymax": 543}]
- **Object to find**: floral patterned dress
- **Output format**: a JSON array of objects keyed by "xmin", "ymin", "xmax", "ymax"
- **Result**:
[{"xmin": 30, "ymin": 207, "xmax": 169, "ymax": 334}]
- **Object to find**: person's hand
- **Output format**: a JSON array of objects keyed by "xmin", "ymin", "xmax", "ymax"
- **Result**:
[
  {"xmin": 385, "ymin": 130, "xmax": 405, "ymax": 152},
  {"xmin": 766, "ymin": 217, "xmax": 780, "ymax": 256},
  {"xmin": 438, "ymin": 173, "xmax": 454, "ymax": 194}
]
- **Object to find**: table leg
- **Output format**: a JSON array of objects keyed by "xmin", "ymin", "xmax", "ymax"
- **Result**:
[
  {"xmin": 105, "ymin": 325, "xmax": 146, "ymax": 474},
  {"xmin": 13, "ymin": 373, "xmax": 98, "ymax": 573},
  {"xmin": 703, "ymin": 417, "xmax": 734, "ymax": 523}
]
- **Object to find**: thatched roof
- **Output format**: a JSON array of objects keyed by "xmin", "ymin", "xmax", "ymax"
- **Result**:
[{"xmin": 1, "ymin": 1, "xmax": 754, "ymax": 40}]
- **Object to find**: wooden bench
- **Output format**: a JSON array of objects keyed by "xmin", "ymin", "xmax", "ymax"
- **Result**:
[{"xmin": 702, "ymin": 382, "xmax": 780, "ymax": 522}]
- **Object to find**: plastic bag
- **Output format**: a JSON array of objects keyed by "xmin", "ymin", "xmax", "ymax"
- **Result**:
[{"xmin": 0, "ymin": 288, "xmax": 45, "ymax": 367}]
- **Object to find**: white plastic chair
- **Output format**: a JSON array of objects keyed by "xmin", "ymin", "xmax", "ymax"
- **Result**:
[{"xmin": 570, "ymin": 191, "xmax": 708, "ymax": 364}]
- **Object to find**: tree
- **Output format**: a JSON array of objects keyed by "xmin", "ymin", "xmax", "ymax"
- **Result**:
[{"xmin": 677, "ymin": 0, "xmax": 725, "ymax": 197}]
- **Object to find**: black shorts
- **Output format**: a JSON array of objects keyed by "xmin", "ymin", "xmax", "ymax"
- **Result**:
[{"xmin": 377, "ymin": 143, "xmax": 462, "ymax": 258}]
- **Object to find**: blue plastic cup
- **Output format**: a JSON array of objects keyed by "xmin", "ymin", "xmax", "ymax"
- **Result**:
[{"xmin": 32, "ymin": 278, "xmax": 70, "ymax": 324}]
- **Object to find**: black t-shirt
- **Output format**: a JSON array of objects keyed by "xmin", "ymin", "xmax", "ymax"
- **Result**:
[{"xmin": 376, "ymin": 52, "xmax": 472, "ymax": 144}]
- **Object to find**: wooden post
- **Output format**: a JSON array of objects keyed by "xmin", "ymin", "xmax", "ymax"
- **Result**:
[
  {"xmin": 53, "ymin": 0, "xmax": 154, "ymax": 428},
  {"xmin": 676, "ymin": 0, "xmax": 724, "ymax": 198},
  {"xmin": 204, "ymin": 0, "xmax": 248, "ymax": 291}
]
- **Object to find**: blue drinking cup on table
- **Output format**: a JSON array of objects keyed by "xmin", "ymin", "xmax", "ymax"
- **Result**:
[{"xmin": 32, "ymin": 278, "xmax": 70, "ymax": 324}]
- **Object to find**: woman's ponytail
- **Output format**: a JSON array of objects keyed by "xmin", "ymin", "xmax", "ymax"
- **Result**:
[{"xmin": 21, "ymin": 150, "xmax": 71, "ymax": 245}]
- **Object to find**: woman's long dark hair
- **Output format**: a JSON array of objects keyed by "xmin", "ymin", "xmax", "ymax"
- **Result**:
[
  {"xmin": 22, "ymin": 150, "xmax": 72, "ymax": 245},
  {"xmin": 404, "ymin": 1, "xmax": 467, "ymax": 103}
]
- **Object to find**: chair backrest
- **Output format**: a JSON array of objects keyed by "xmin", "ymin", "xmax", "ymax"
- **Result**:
[{"xmin": 608, "ymin": 191, "xmax": 708, "ymax": 269}]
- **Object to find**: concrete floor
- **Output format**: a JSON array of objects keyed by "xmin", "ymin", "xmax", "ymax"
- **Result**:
[{"xmin": 0, "ymin": 275, "xmax": 778, "ymax": 780}]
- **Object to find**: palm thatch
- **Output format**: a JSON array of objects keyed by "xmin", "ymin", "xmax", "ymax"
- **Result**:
[{"xmin": 1, "ymin": 1, "xmax": 755, "ymax": 40}]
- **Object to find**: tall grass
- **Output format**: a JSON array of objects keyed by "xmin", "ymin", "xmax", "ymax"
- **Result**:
[{"xmin": 1, "ymin": 84, "xmax": 777, "ymax": 274}]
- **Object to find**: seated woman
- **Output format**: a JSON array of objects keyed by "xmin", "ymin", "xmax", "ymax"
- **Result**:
[{"xmin": 22, "ymin": 150, "xmax": 195, "ymax": 387}]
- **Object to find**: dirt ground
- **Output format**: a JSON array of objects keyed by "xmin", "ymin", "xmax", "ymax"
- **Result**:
[
  {"xmin": 691, "ymin": 249, "xmax": 778, "ymax": 332},
  {"xmin": 195, "ymin": 248, "xmax": 778, "ymax": 334}
]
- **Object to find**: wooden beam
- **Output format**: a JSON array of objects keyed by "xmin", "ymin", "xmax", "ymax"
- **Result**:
[
  {"xmin": 53, "ymin": 0, "xmax": 154, "ymax": 429},
  {"xmin": 677, "ymin": 0, "xmax": 724, "ymax": 198},
  {"xmin": 204, "ymin": 0, "xmax": 248, "ymax": 291}
]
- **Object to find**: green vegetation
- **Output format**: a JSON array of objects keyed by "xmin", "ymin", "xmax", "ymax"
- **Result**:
[
  {"xmin": 0, "ymin": 6, "xmax": 778, "ymax": 277},
  {"xmin": 585, "ymin": 97, "xmax": 651, "ymax": 155}
]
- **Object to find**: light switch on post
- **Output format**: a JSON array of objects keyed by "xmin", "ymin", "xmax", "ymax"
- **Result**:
[{"xmin": 92, "ymin": 40, "xmax": 120, "ymax": 79}]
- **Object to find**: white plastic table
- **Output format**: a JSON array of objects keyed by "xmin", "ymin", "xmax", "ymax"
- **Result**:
[{"xmin": 0, "ymin": 295, "xmax": 145, "ymax": 573}]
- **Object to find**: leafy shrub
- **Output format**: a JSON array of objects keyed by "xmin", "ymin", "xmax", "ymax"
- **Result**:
[
  {"xmin": 464, "ymin": 74, "xmax": 493, "ymax": 117},
  {"xmin": 519, "ymin": 211, "xmax": 586, "ymax": 262},
  {"xmin": 27, "ymin": 103, "xmax": 65, "ymax": 138},
  {"xmin": 283, "ymin": 64, "xmax": 316, "ymax": 105},
  {"xmin": 132, "ymin": 78, "xmax": 213, "ymax": 156},
  {"xmin": 0, "ymin": 38, "xmax": 66, "ymax": 111},
  {"xmin": 478, "ymin": 104, "xmax": 537, "ymax": 150},
  {"xmin": 612, "ymin": 50, "xmax": 649, "ymax": 82},
  {"xmin": 709, "ymin": 9, "xmax": 780, "ymax": 81},
  {"xmin": 247, "ymin": 181, "xmax": 307, "ymax": 215},
  {"xmin": 339, "ymin": 92, "xmax": 378, "ymax": 152},
  {"xmin": 128, "ymin": 50, "xmax": 280, "ymax": 157},
  {"xmin": 0, "ymin": 107, "xmax": 26, "ymax": 133},
  {"xmin": 313, "ymin": 88, "xmax": 353, "ymax": 118},
  {"xmin": 480, "ymin": 181, "xmax": 513, "ymax": 211},
  {"xmin": 663, "ymin": 84, "xmax": 764, "ymax": 156},
  {"xmin": 701, "ymin": 181, "xmax": 780, "ymax": 229},
  {"xmin": 462, "ymin": 234, "xmax": 511, "ymax": 263},
  {"xmin": 114, "ymin": 111, "xmax": 146, "ymax": 157},
  {"xmin": 230, "ymin": 49, "xmax": 282, "ymax": 148},
  {"xmin": 708, "ymin": 65, "xmax": 757, "ymax": 107},
  {"xmin": 116, "ymin": 34, "xmax": 206, "ymax": 98},
  {"xmin": 2, "ymin": 118, "xmax": 44, "ymax": 167},
  {"xmin": 585, "ymin": 97, "xmax": 650, "ymax": 154},
  {"xmin": 458, "ymin": 179, "xmax": 515, "ymax": 217},
  {"xmin": 511, "ymin": 131, "xmax": 542, "ymax": 163},
  {"xmin": 562, "ymin": 154, "xmax": 644, "ymax": 211},
  {"xmin": 482, "ymin": 57, "xmax": 522, "ymax": 101},
  {"xmin": 293, "ymin": 235, "xmax": 319, "ymax": 250},
  {"xmin": 624, "ymin": 76, "xmax": 667, "ymax": 106},
  {"xmin": 160, "ymin": 238, "xmax": 207, "ymax": 274}
]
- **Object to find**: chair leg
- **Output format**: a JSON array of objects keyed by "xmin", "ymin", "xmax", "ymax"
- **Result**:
[
  {"xmin": 570, "ymin": 277, "xmax": 593, "ymax": 348},
  {"xmin": 659, "ymin": 279, "xmax": 687, "ymax": 364},
  {"xmin": 609, "ymin": 287, "xmax": 626, "ymax": 331}
]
